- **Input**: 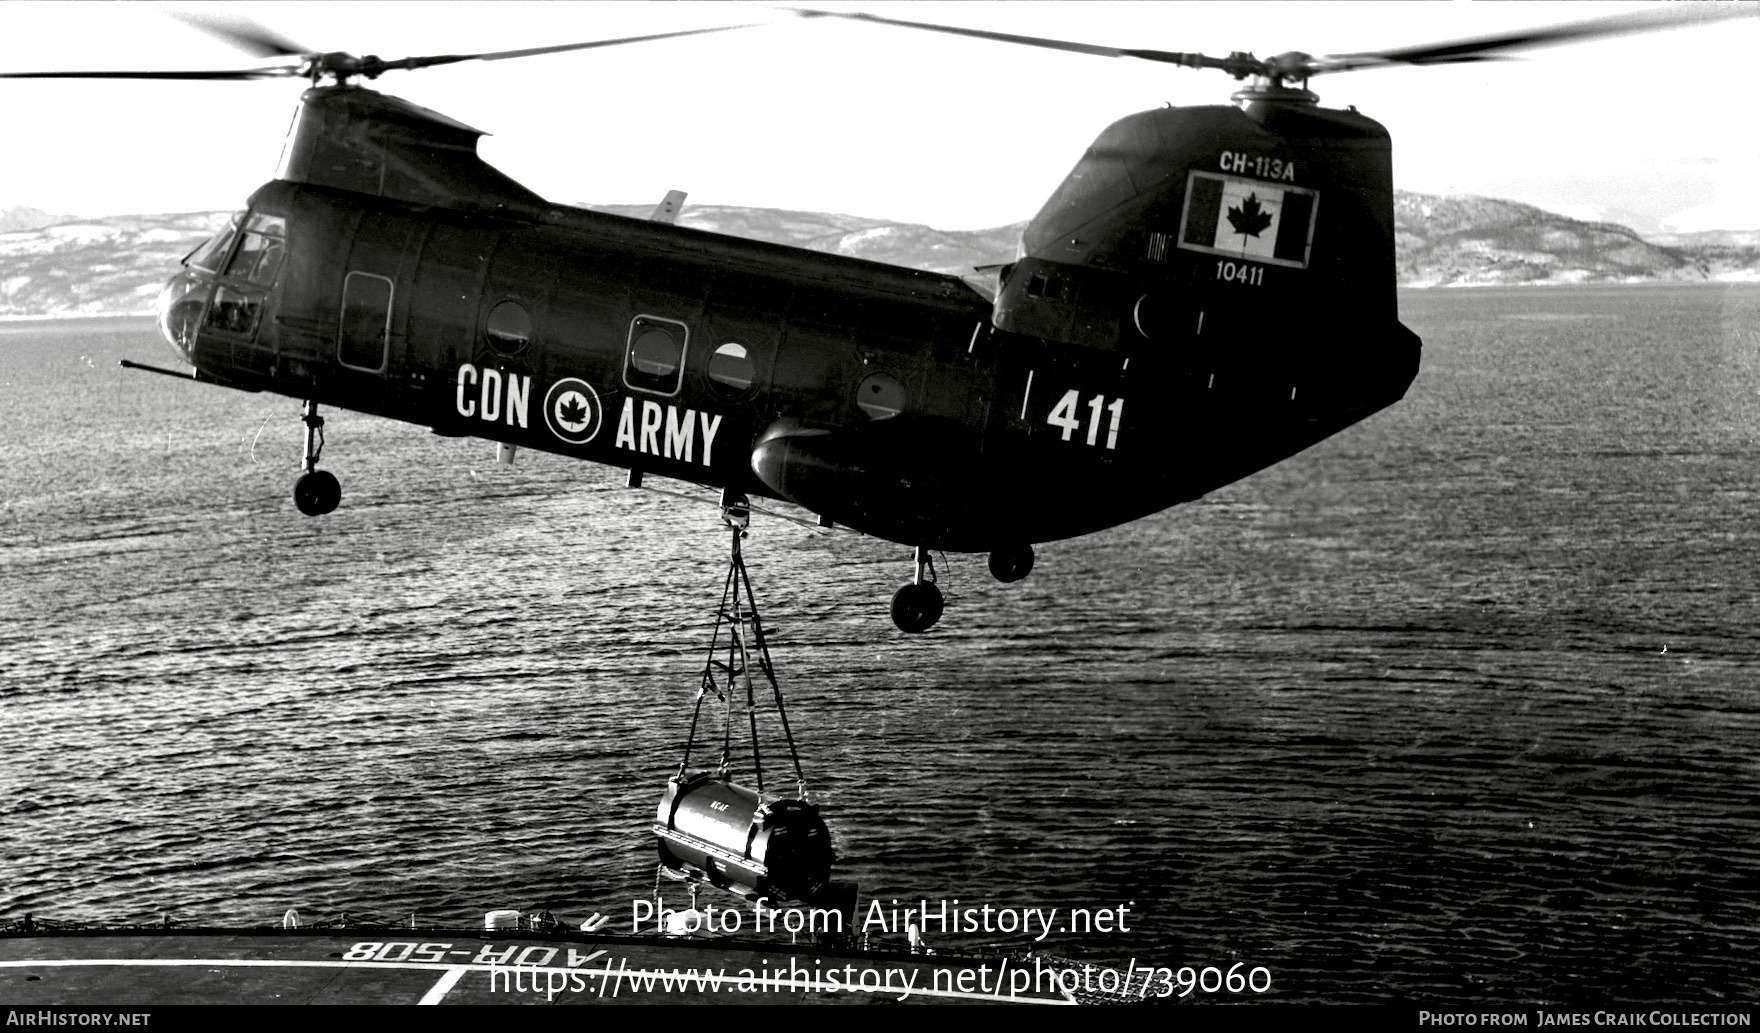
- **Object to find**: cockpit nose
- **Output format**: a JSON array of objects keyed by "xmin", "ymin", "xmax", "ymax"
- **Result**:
[{"xmin": 156, "ymin": 271, "xmax": 206, "ymax": 363}]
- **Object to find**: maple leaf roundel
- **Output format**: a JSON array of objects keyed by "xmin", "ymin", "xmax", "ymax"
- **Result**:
[
  {"xmin": 542, "ymin": 377, "xmax": 604, "ymax": 445},
  {"xmin": 1227, "ymin": 193, "xmax": 1275, "ymax": 239}
]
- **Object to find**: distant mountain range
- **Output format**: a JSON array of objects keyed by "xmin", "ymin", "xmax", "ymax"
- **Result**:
[
  {"xmin": 1393, "ymin": 194, "xmax": 1760, "ymax": 286},
  {"xmin": 3, "ymin": 194, "xmax": 1757, "ymax": 318},
  {"xmin": 0, "ymin": 206, "xmax": 72, "ymax": 234}
]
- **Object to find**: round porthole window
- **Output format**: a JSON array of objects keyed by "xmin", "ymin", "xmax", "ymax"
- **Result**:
[
  {"xmin": 485, "ymin": 300, "xmax": 532, "ymax": 354},
  {"xmin": 856, "ymin": 372, "xmax": 905, "ymax": 419},
  {"xmin": 708, "ymin": 342, "xmax": 755, "ymax": 397}
]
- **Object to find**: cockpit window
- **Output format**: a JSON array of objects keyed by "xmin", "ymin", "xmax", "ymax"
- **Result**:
[
  {"xmin": 184, "ymin": 212, "xmax": 243, "ymax": 272},
  {"xmin": 225, "ymin": 212, "xmax": 287, "ymax": 287}
]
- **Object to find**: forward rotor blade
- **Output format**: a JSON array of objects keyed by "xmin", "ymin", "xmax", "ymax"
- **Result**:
[
  {"xmin": 0, "ymin": 67, "xmax": 298, "ymax": 81},
  {"xmin": 2, "ymin": 18, "xmax": 779, "ymax": 85},
  {"xmin": 1311, "ymin": 4, "xmax": 1759, "ymax": 73},
  {"xmin": 372, "ymin": 20, "xmax": 781, "ymax": 75}
]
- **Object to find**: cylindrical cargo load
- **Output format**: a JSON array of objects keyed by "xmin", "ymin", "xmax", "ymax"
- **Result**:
[{"xmin": 654, "ymin": 772, "xmax": 834, "ymax": 904}]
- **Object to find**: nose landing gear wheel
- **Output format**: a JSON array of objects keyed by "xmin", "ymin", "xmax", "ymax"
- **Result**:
[
  {"xmin": 294, "ymin": 470, "xmax": 341, "ymax": 516},
  {"xmin": 890, "ymin": 581, "xmax": 944, "ymax": 634},
  {"xmin": 292, "ymin": 399, "xmax": 340, "ymax": 516},
  {"xmin": 891, "ymin": 545, "xmax": 943, "ymax": 633}
]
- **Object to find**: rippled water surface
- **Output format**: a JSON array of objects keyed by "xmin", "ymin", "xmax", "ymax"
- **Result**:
[{"xmin": 3, "ymin": 284, "xmax": 1759, "ymax": 1005}]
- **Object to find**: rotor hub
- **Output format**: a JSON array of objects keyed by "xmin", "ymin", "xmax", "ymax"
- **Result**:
[{"xmin": 1231, "ymin": 77, "xmax": 1321, "ymax": 107}]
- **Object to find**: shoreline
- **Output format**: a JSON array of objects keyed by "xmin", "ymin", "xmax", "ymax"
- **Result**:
[
  {"xmin": 2, "ymin": 278, "xmax": 1755, "ymax": 323},
  {"xmin": 0, "ymin": 311, "xmax": 156, "ymax": 323}
]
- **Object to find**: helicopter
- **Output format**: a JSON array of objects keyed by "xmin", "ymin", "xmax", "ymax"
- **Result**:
[{"xmin": 5, "ymin": 5, "xmax": 1746, "ymax": 633}]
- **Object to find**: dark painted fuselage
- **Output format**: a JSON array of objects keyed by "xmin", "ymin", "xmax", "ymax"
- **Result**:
[{"xmin": 158, "ymin": 85, "xmax": 1419, "ymax": 553}]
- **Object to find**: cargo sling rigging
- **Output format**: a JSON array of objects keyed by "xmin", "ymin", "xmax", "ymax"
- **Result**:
[
  {"xmin": 651, "ymin": 495, "xmax": 834, "ymax": 906},
  {"xmin": 677, "ymin": 497, "xmax": 807, "ymax": 796}
]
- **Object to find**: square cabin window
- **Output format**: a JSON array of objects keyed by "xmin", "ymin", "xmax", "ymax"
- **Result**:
[
  {"xmin": 339, "ymin": 272, "xmax": 393, "ymax": 372},
  {"xmin": 623, "ymin": 315, "xmax": 688, "ymax": 396}
]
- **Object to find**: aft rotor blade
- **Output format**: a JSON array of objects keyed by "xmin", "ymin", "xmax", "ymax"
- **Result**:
[
  {"xmin": 166, "ymin": 10, "xmax": 312, "ymax": 59},
  {"xmin": 782, "ymin": 7, "xmax": 1253, "ymax": 75},
  {"xmin": 1312, "ymin": 4, "xmax": 1759, "ymax": 73}
]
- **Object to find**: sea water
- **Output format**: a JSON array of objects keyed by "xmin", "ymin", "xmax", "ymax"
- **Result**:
[{"xmin": 2, "ymin": 284, "xmax": 1757, "ymax": 1004}]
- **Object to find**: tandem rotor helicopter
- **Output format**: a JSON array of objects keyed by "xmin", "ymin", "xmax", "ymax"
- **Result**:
[{"xmin": 6, "ymin": 4, "xmax": 1747, "ymax": 632}]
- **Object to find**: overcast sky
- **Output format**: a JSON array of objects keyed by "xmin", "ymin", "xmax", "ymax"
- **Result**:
[{"xmin": 2, "ymin": 1, "xmax": 1755, "ymax": 232}]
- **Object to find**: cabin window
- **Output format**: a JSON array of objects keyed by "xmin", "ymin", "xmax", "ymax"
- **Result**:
[
  {"xmin": 224, "ymin": 212, "xmax": 287, "ymax": 287},
  {"xmin": 1026, "ymin": 273, "xmax": 1065, "ymax": 300},
  {"xmin": 204, "ymin": 284, "xmax": 263, "ymax": 337},
  {"xmin": 338, "ymin": 272, "xmax": 394, "ymax": 372},
  {"xmin": 623, "ymin": 315, "xmax": 688, "ymax": 396},
  {"xmin": 185, "ymin": 212, "xmax": 243, "ymax": 272},
  {"xmin": 707, "ymin": 342, "xmax": 755, "ymax": 398},
  {"xmin": 485, "ymin": 300, "xmax": 532, "ymax": 354},
  {"xmin": 856, "ymin": 372, "xmax": 905, "ymax": 419}
]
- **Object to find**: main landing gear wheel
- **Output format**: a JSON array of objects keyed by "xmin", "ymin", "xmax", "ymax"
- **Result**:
[
  {"xmin": 891, "ymin": 545, "xmax": 943, "ymax": 633},
  {"xmin": 890, "ymin": 581, "xmax": 944, "ymax": 634},
  {"xmin": 988, "ymin": 543, "xmax": 1035, "ymax": 583},
  {"xmin": 292, "ymin": 399, "xmax": 340, "ymax": 516},
  {"xmin": 294, "ymin": 470, "xmax": 341, "ymax": 516}
]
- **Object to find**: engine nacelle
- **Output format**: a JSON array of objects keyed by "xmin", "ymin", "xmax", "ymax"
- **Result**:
[{"xmin": 990, "ymin": 257, "xmax": 1128, "ymax": 350}]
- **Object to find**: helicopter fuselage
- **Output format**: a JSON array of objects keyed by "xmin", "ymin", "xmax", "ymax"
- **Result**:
[{"xmin": 155, "ymin": 85, "xmax": 1420, "ymax": 557}]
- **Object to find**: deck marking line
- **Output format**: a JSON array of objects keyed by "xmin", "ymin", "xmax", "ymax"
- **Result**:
[
  {"xmin": 0, "ymin": 957, "xmax": 1072, "ymax": 1003},
  {"xmin": 418, "ymin": 965, "xmax": 468, "ymax": 1005}
]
